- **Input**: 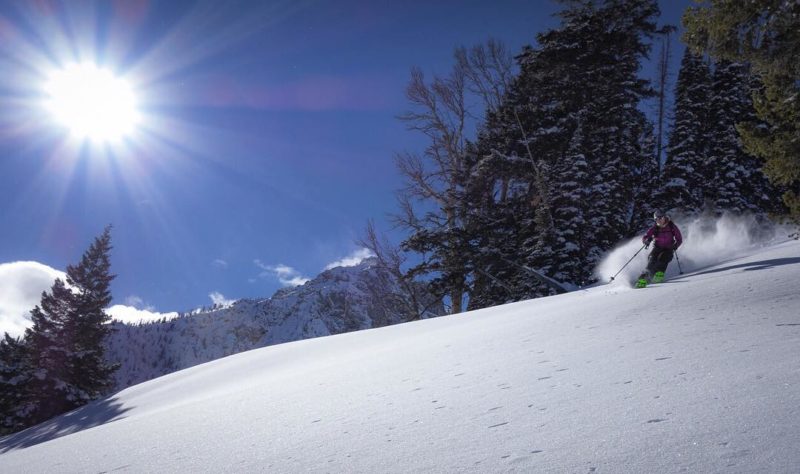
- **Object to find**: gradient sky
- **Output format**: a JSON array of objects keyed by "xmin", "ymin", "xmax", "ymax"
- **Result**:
[{"xmin": 0, "ymin": 0, "xmax": 692, "ymax": 319}]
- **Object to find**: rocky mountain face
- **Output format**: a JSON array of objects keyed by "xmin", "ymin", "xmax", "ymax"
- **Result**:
[{"xmin": 106, "ymin": 258, "xmax": 442, "ymax": 391}]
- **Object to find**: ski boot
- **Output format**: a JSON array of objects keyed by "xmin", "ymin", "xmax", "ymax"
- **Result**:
[
  {"xmin": 652, "ymin": 271, "xmax": 665, "ymax": 283},
  {"xmin": 635, "ymin": 272, "xmax": 649, "ymax": 288}
]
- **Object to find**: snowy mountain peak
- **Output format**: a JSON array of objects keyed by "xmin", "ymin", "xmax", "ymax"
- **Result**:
[{"xmin": 106, "ymin": 256, "xmax": 441, "ymax": 390}]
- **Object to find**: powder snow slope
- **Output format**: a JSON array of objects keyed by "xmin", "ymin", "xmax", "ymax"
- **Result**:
[{"xmin": 1, "ymin": 240, "xmax": 798, "ymax": 473}]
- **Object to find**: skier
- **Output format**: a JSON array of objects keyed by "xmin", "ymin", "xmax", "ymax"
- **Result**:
[{"xmin": 636, "ymin": 210, "xmax": 682, "ymax": 288}]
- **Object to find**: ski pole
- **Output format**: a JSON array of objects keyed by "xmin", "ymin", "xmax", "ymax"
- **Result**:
[
  {"xmin": 609, "ymin": 243, "xmax": 647, "ymax": 282},
  {"xmin": 675, "ymin": 250, "xmax": 684, "ymax": 275}
]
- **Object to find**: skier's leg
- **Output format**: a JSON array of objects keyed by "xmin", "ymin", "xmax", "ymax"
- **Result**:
[
  {"xmin": 644, "ymin": 249, "xmax": 660, "ymax": 278},
  {"xmin": 655, "ymin": 249, "xmax": 674, "ymax": 273},
  {"xmin": 636, "ymin": 250, "xmax": 655, "ymax": 287}
]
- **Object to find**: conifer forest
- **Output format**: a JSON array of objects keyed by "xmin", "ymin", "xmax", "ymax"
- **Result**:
[{"xmin": 388, "ymin": 0, "xmax": 797, "ymax": 311}]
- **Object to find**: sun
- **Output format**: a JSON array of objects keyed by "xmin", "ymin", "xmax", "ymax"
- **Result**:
[{"xmin": 44, "ymin": 63, "xmax": 140, "ymax": 143}]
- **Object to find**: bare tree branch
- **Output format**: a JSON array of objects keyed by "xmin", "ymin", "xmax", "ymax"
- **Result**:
[
  {"xmin": 392, "ymin": 40, "xmax": 515, "ymax": 313},
  {"xmin": 358, "ymin": 221, "xmax": 442, "ymax": 321},
  {"xmin": 456, "ymin": 38, "xmax": 514, "ymax": 115}
]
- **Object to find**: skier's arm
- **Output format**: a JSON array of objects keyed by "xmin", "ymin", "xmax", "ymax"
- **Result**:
[
  {"xmin": 642, "ymin": 226, "xmax": 655, "ymax": 245},
  {"xmin": 672, "ymin": 225, "xmax": 683, "ymax": 249}
]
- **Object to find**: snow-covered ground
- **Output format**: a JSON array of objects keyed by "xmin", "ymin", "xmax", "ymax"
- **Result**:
[{"xmin": 1, "ymin": 238, "xmax": 798, "ymax": 473}]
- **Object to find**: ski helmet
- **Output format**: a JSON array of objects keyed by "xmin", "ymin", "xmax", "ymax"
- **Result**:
[{"xmin": 653, "ymin": 209, "xmax": 667, "ymax": 220}]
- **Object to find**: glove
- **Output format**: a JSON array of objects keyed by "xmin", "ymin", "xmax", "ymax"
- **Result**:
[
  {"xmin": 643, "ymin": 238, "xmax": 652, "ymax": 248},
  {"xmin": 672, "ymin": 244, "xmax": 680, "ymax": 251}
]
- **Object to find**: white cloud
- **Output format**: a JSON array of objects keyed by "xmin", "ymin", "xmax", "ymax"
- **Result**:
[
  {"xmin": 0, "ymin": 262, "xmax": 178, "ymax": 333},
  {"xmin": 212, "ymin": 259, "xmax": 228, "ymax": 269},
  {"xmin": 254, "ymin": 260, "xmax": 310, "ymax": 287},
  {"xmin": 106, "ymin": 305, "xmax": 179, "ymax": 325},
  {"xmin": 0, "ymin": 261, "xmax": 67, "ymax": 338},
  {"xmin": 251, "ymin": 249, "xmax": 375, "ymax": 289},
  {"xmin": 124, "ymin": 295, "xmax": 146, "ymax": 309},
  {"xmin": 324, "ymin": 248, "xmax": 375, "ymax": 270},
  {"xmin": 209, "ymin": 291, "xmax": 236, "ymax": 308}
]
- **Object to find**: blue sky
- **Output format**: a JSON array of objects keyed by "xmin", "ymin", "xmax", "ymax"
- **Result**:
[{"xmin": 0, "ymin": 0, "xmax": 691, "ymax": 321}]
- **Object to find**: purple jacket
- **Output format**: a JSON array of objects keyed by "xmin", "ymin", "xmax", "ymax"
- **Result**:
[{"xmin": 643, "ymin": 222, "xmax": 682, "ymax": 250}]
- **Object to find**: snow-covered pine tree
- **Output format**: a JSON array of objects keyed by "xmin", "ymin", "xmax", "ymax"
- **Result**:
[
  {"xmin": 582, "ymin": 0, "xmax": 659, "ymax": 261},
  {"xmin": 453, "ymin": 73, "xmax": 555, "ymax": 308},
  {"xmin": 739, "ymin": 73, "xmax": 786, "ymax": 216},
  {"xmin": 465, "ymin": 73, "xmax": 559, "ymax": 303},
  {"xmin": 707, "ymin": 60, "xmax": 752, "ymax": 214},
  {"xmin": 506, "ymin": 0, "xmax": 660, "ymax": 286},
  {"xmin": 707, "ymin": 60, "xmax": 783, "ymax": 216},
  {"xmin": 406, "ymin": 1, "xmax": 663, "ymax": 304},
  {"xmin": 544, "ymin": 111, "xmax": 591, "ymax": 284},
  {"xmin": 65, "ymin": 226, "xmax": 118, "ymax": 402},
  {"xmin": 458, "ymin": 0, "xmax": 663, "ymax": 297},
  {"xmin": 631, "ymin": 117, "xmax": 660, "ymax": 233},
  {"xmin": 683, "ymin": 0, "xmax": 800, "ymax": 222},
  {"xmin": 658, "ymin": 48, "xmax": 712, "ymax": 216},
  {"xmin": 0, "ymin": 334, "xmax": 33, "ymax": 435},
  {"xmin": 485, "ymin": 20, "xmax": 592, "ymax": 291},
  {"xmin": 462, "ymin": 133, "xmax": 524, "ymax": 309},
  {"xmin": 21, "ymin": 227, "xmax": 118, "ymax": 429},
  {"xmin": 24, "ymin": 277, "xmax": 76, "ymax": 425}
]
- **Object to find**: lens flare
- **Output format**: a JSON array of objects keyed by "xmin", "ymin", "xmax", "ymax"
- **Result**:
[{"xmin": 44, "ymin": 63, "xmax": 140, "ymax": 142}]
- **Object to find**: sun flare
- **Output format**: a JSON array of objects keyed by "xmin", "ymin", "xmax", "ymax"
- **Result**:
[{"xmin": 44, "ymin": 63, "xmax": 140, "ymax": 142}]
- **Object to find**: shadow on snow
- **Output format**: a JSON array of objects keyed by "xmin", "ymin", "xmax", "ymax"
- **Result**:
[
  {"xmin": 0, "ymin": 397, "xmax": 131, "ymax": 453},
  {"xmin": 679, "ymin": 257, "xmax": 800, "ymax": 279}
]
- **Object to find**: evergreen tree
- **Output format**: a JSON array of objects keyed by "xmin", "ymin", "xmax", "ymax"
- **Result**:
[
  {"xmin": 461, "ymin": 0, "xmax": 664, "ymax": 302},
  {"xmin": 22, "ymin": 226, "xmax": 118, "ymax": 427},
  {"xmin": 708, "ymin": 60, "xmax": 756, "ymax": 214},
  {"xmin": 536, "ymin": 109, "xmax": 590, "ymax": 284},
  {"xmin": 583, "ymin": 0, "xmax": 660, "ymax": 256},
  {"xmin": 464, "ymin": 85, "xmax": 557, "ymax": 306},
  {"xmin": 707, "ymin": 60, "xmax": 784, "ymax": 216},
  {"xmin": 659, "ymin": 48, "xmax": 713, "ymax": 216},
  {"xmin": 25, "ymin": 278, "xmax": 75, "ymax": 424},
  {"xmin": 462, "ymin": 136, "xmax": 522, "ymax": 309},
  {"xmin": 740, "ymin": 74, "xmax": 787, "ymax": 216},
  {"xmin": 631, "ymin": 117, "xmax": 660, "ymax": 232},
  {"xmin": 684, "ymin": 0, "xmax": 799, "ymax": 221},
  {"xmin": 494, "ymin": 11, "xmax": 593, "ymax": 289},
  {"xmin": 0, "ymin": 334, "xmax": 33, "ymax": 435},
  {"xmin": 500, "ymin": 0, "xmax": 660, "ymax": 286},
  {"xmin": 65, "ymin": 226, "xmax": 118, "ymax": 401}
]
